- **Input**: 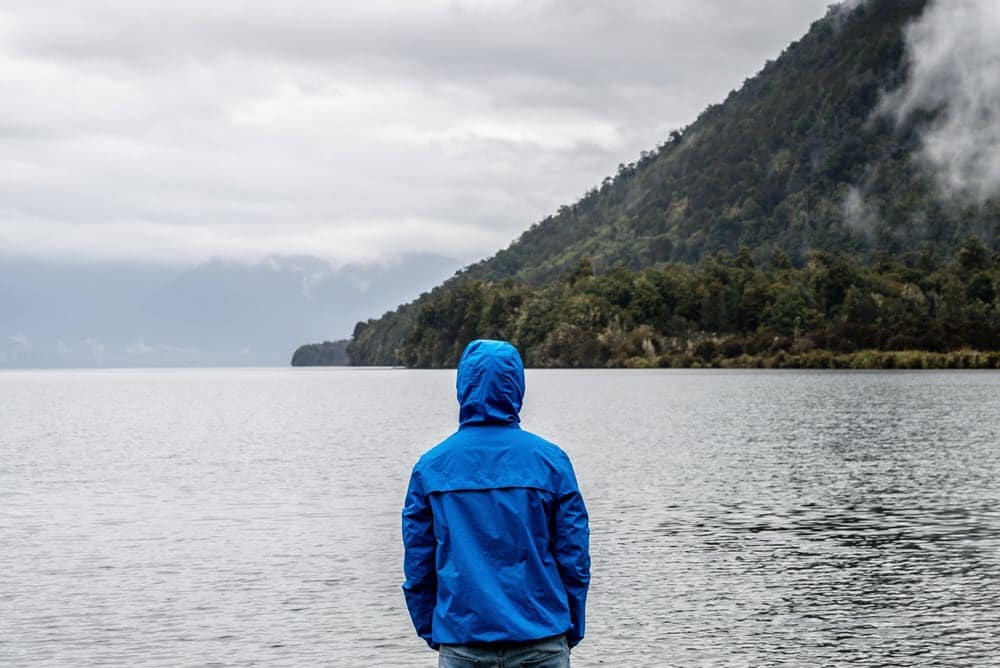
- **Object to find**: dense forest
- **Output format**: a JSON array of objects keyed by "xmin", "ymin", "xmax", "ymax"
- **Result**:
[
  {"xmin": 347, "ymin": 241, "xmax": 1000, "ymax": 369},
  {"xmin": 291, "ymin": 339, "xmax": 349, "ymax": 366},
  {"xmin": 296, "ymin": 0, "xmax": 1000, "ymax": 368}
]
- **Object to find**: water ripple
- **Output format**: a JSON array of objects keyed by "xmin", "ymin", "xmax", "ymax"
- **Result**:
[{"xmin": 1, "ymin": 368, "xmax": 999, "ymax": 666}]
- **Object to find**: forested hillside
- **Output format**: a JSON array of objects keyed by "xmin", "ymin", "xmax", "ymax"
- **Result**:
[
  {"xmin": 365, "ymin": 242, "xmax": 1000, "ymax": 368},
  {"xmin": 310, "ymin": 0, "xmax": 1000, "ymax": 367},
  {"xmin": 459, "ymin": 0, "xmax": 999, "ymax": 284},
  {"xmin": 291, "ymin": 340, "xmax": 349, "ymax": 366}
]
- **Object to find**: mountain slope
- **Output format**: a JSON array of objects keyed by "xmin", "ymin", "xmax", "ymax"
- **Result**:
[
  {"xmin": 339, "ymin": 0, "xmax": 1000, "ymax": 366},
  {"xmin": 463, "ymin": 0, "xmax": 972, "ymax": 285}
]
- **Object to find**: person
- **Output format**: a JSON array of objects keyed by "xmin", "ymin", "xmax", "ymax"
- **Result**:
[{"xmin": 402, "ymin": 339, "xmax": 591, "ymax": 667}]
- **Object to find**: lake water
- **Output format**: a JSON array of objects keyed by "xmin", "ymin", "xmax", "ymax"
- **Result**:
[{"xmin": 2, "ymin": 368, "xmax": 999, "ymax": 667}]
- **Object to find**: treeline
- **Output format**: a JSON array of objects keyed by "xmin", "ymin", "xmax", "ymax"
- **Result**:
[
  {"xmin": 291, "ymin": 339, "xmax": 350, "ymax": 366},
  {"xmin": 347, "ymin": 239, "xmax": 1000, "ymax": 369}
]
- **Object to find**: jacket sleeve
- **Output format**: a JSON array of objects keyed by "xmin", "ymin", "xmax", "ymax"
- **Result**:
[
  {"xmin": 554, "ymin": 458, "xmax": 591, "ymax": 648},
  {"xmin": 401, "ymin": 467, "xmax": 438, "ymax": 650}
]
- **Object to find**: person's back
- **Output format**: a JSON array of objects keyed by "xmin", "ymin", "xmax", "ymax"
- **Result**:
[{"xmin": 402, "ymin": 340, "xmax": 590, "ymax": 667}]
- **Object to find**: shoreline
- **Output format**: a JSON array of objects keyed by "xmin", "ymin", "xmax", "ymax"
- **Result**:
[{"xmin": 634, "ymin": 348, "xmax": 1000, "ymax": 370}]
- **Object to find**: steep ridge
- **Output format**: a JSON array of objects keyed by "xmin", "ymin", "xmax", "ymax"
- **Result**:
[
  {"xmin": 461, "ymin": 0, "xmax": 959, "ymax": 283},
  {"xmin": 317, "ymin": 0, "xmax": 1000, "ymax": 367}
]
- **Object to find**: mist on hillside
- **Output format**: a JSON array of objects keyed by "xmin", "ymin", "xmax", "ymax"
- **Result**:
[{"xmin": 881, "ymin": 0, "xmax": 1000, "ymax": 204}]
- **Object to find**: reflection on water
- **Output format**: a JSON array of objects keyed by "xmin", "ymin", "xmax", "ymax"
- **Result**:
[{"xmin": 1, "ymin": 369, "xmax": 999, "ymax": 666}]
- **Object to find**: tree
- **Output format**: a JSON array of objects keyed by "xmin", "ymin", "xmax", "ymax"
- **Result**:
[
  {"xmin": 957, "ymin": 237, "xmax": 990, "ymax": 272},
  {"xmin": 770, "ymin": 247, "xmax": 792, "ymax": 270}
]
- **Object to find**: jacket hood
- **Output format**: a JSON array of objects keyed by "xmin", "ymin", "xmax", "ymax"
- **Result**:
[{"xmin": 456, "ymin": 339, "xmax": 525, "ymax": 426}]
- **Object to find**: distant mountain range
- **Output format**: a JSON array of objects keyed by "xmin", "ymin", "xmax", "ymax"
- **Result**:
[
  {"xmin": 1, "ymin": 254, "xmax": 459, "ymax": 367},
  {"xmin": 318, "ymin": 0, "xmax": 1000, "ymax": 367}
]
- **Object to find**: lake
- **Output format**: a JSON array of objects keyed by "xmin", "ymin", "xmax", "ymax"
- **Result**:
[{"xmin": 2, "ymin": 368, "xmax": 999, "ymax": 666}]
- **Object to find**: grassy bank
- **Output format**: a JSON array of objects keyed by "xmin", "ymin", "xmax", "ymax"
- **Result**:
[{"xmin": 634, "ymin": 349, "xmax": 1000, "ymax": 370}]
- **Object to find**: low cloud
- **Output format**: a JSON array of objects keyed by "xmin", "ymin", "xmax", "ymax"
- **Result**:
[
  {"xmin": 54, "ymin": 337, "xmax": 106, "ymax": 363},
  {"xmin": 8, "ymin": 335, "xmax": 32, "ymax": 351},
  {"xmin": 842, "ymin": 185, "xmax": 879, "ymax": 245},
  {"xmin": 126, "ymin": 340, "xmax": 198, "ymax": 357},
  {"xmin": 0, "ymin": 218, "xmax": 507, "ymax": 266},
  {"xmin": 126, "ymin": 340, "xmax": 153, "ymax": 355},
  {"xmin": 880, "ymin": 0, "xmax": 1000, "ymax": 204},
  {"xmin": 828, "ymin": 0, "xmax": 869, "ymax": 30}
]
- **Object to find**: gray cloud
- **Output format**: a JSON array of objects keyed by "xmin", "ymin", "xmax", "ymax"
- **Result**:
[
  {"xmin": 0, "ymin": 0, "xmax": 834, "ymax": 266},
  {"xmin": 880, "ymin": 0, "xmax": 1000, "ymax": 204}
]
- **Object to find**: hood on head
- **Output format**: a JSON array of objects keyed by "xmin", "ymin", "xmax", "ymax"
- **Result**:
[{"xmin": 456, "ymin": 339, "xmax": 525, "ymax": 426}]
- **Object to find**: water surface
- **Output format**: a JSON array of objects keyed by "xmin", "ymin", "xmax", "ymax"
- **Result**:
[{"xmin": 2, "ymin": 369, "xmax": 998, "ymax": 666}]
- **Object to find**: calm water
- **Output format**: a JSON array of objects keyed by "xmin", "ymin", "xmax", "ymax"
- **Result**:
[{"xmin": 2, "ymin": 368, "xmax": 999, "ymax": 667}]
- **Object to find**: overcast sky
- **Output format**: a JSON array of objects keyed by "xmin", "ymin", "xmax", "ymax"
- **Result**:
[{"xmin": 0, "ymin": 0, "xmax": 839, "ymax": 269}]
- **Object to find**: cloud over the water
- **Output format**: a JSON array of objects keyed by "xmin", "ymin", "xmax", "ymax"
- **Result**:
[{"xmin": 880, "ymin": 0, "xmax": 1000, "ymax": 204}]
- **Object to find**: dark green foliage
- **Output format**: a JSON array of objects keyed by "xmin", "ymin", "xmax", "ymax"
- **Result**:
[
  {"xmin": 346, "ymin": 302, "xmax": 422, "ymax": 366},
  {"xmin": 957, "ymin": 237, "xmax": 991, "ymax": 272},
  {"xmin": 291, "ymin": 339, "xmax": 350, "ymax": 366},
  {"xmin": 351, "ymin": 242, "xmax": 1000, "ymax": 368}
]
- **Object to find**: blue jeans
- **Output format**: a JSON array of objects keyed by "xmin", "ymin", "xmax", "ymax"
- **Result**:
[{"xmin": 438, "ymin": 634, "xmax": 570, "ymax": 668}]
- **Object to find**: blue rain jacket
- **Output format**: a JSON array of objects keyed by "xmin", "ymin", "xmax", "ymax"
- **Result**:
[{"xmin": 402, "ymin": 340, "xmax": 590, "ymax": 650}]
